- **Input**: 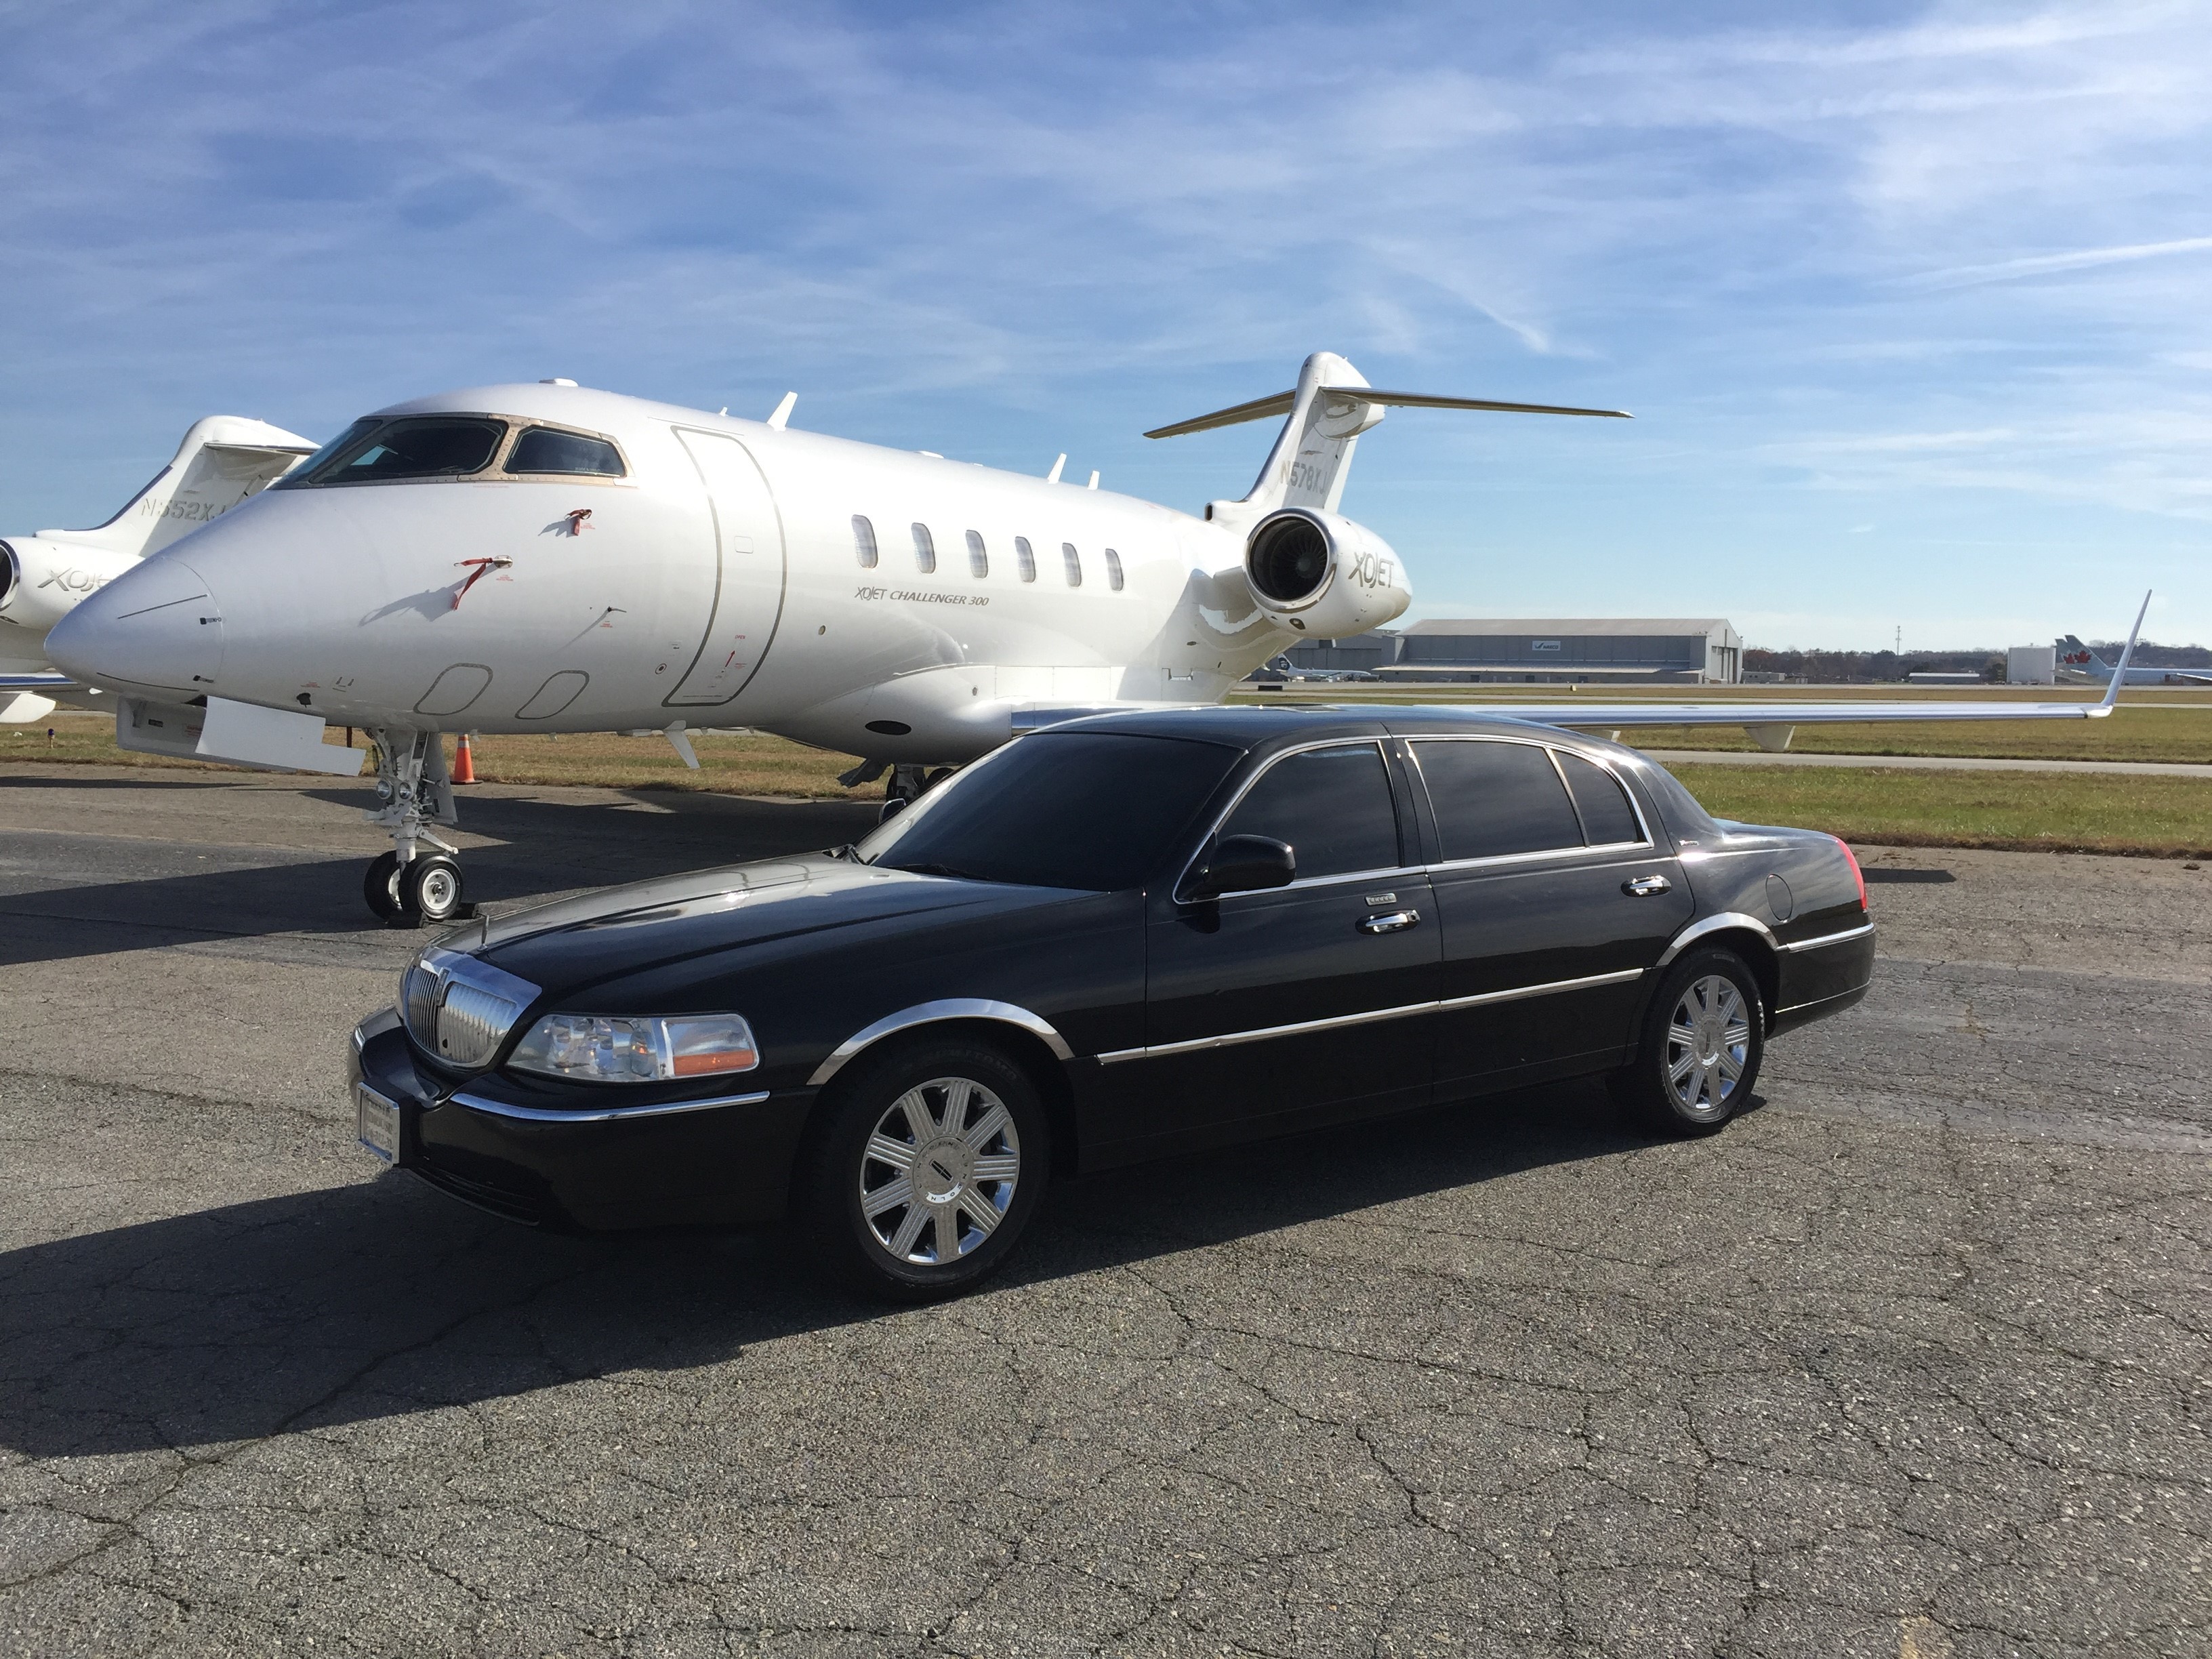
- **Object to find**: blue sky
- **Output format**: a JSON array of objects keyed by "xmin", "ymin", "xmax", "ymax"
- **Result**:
[{"xmin": 3, "ymin": 1, "xmax": 2209, "ymax": 649}]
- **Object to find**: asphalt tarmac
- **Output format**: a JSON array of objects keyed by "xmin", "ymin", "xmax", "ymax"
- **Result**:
[{"xmin": 1, "ymin": 766, "xmax": 2207, "ymax": 1658}]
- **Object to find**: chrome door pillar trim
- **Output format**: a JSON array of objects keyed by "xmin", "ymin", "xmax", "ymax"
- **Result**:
[
  {"xmin": 449, "ymin": 1088, "xmax": 771, "ymax": 1124},
  {"xmin": 1778, "ymin": 920, "xmax": 1875, "ymax": 953},
  {"xmin": 1654, "ymin": 910, "xmax": 1780, "ymax": 968},
  {"xmin": 1098, "ymin": 966, "xmax": 1649, "ymax": 1065},
  {"xmin": 807, "ymin": 998, "xmax": 1075, "ymax": 1087}
]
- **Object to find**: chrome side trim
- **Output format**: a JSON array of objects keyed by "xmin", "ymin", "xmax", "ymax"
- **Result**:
[
  {"xmin": 1435, "ymin": 966, "xmax": 1644, "ymax": 1012},
  {"xmin": 1097, "ymin": 967, "xmax": 1647, "ymax": 1065},
  {"xmin": 1654, "ymin": 910, "xmax": 1780, "ymax": 968},
  {"xmin": 1097, "ymin": 998, "xmax": 1434, "ymax": 1064},
  {"xmin": 807, "ymin": 998, "xmax": 1076, "ymax": 1087},
  {"xmin": 450, "ymin": 1088, "xmax": 771, "ymax": 1124},
  {"xmin": 1779, "ymin": 920, "xmax": 1875, "ymax": 954}
]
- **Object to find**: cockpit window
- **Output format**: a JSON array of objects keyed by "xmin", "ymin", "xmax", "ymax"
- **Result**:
[
  {"xmin": 288, "ymin": 417, "xmax": 506, "ymax": 485},
  {"xmin": 506, "ymin": 426, "xmax": 626, "ymax": 477}
]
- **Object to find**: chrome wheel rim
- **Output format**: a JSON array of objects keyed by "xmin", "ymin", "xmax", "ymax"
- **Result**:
[
  {"xmin": 857, "ymin": 1076, "xmax": 1020, "ymax": 1265},
  {"xmin": 1665, "ymin": 975, "xmax": 1750, "ymax": 1116}
]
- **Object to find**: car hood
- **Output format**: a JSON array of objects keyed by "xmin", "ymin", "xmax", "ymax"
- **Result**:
[{"xmin": 461, "ymin": 855, "xmax": 1094, "ymax": 998}]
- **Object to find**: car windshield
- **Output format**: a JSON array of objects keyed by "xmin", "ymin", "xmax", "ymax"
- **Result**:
[
  {"xmin": 287, "ymin": 416, "xmax": 506, "ymax": 485},
  {"xmin": 858, "ymin": 733, "xmax": 1238, "ymax": 891}
]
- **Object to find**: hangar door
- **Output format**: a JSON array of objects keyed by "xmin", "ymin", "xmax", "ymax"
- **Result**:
[{"xmin": 665, "ymin": 428, "xmax": 787, "ymax": 708}]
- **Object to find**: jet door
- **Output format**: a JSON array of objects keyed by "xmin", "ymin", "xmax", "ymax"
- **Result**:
[{"xmin": 666, "ymin": 429, "xmax": 787, "ymax": 707}]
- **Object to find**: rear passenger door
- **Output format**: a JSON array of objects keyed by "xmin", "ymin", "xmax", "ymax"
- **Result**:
[
  {"xmin": 1408, "ymin": 738, "xmax": 1694, "ymax": 1099},
  {"xmin": 1128, "ymin": 740, "xmax": 1439, "ymax": 1149}
]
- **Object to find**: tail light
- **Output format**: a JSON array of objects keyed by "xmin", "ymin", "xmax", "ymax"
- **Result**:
[{"xmin": 1834, "ymin": 836, "xmax": 1867, "ymax": 909}]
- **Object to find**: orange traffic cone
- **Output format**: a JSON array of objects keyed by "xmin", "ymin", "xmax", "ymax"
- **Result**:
[{"xmin": 452, "ymin": 733, "xmax": 478, "ymax": 785}]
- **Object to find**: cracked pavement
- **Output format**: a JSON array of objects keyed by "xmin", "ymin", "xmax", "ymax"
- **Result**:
[{"xmin": 1, "ymin": 767, "xmax": 2207, "ymax": 1656}]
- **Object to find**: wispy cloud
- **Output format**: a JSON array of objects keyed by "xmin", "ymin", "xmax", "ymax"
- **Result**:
[{"xmin": 1900, "ymin": 236, "xmax": 2212, "ymax": 289}]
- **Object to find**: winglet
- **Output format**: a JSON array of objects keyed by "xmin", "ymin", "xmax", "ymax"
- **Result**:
[{"xmin": 2094, "ymin": 590, "xmax": 2152, "ymax": 714}]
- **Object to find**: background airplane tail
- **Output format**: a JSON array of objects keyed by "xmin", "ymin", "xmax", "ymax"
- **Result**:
[{"xmin": 52, "ymin": 416, "xmax": 318, "ymax": 561}]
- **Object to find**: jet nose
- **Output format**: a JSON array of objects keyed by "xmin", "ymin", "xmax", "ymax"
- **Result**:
[{"xmin": 46, "ymin": 554, "xmax": 224, "ymax": 695}]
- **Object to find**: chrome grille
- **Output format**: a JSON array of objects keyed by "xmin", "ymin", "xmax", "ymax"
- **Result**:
[{"xmin": 399, "ymin": 947, "xmax": 541, "ymax": 1072}]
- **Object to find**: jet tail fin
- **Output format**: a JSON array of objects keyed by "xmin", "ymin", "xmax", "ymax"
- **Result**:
[
  {"xmin": 1145, "ymin": 350, "xmax": 1629, "ymax": 516},
  {"xmin": 47, "ymin": 416, "xmax": 318, "ymax": 561}
]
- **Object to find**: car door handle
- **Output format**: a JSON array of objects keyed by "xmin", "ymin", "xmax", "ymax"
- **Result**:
[
  {"xmin": 1622, "ymin": 875, "xmax": 1672, "ymax": 897},
  {"xmin": 1360, "ymin": 909, "xmax": 1420, "ymax": 933}
]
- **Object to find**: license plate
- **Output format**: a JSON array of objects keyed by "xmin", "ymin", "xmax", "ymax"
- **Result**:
[{"xmin": 356, "ymin": 1084, "xmax": 401, "ymax": 1163}]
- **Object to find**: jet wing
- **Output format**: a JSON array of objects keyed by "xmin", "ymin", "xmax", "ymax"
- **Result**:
[{"xmin": 0, "ymin": 672, "xmax": 77, "ymax": 691}]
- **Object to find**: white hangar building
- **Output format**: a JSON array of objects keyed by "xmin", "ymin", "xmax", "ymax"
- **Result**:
[{"xmin": 1378, "ymin": 617, "xmax": 1744, "ymax": 685}]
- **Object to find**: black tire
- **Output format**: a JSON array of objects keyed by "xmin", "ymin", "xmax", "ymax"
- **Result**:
[
  {"xmin": 796, "ymin": 1036, "xmax": 1049, "ymax": 1301},
  {"xmin": 1613, "ymin": 947, "xmax": 1765, "ymax": 1136},
  {"xmin": 399, "ymin": 854, "xmax": 467, "ymax": 926},
  {"xmin": 363, "ymin": 852, "xmax": 404, "ymax": 921}
]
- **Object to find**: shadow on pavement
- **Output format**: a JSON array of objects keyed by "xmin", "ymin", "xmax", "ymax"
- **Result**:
[
  {"xmin": 0, "ymin": 1080, "xmax": 1675, "ymax": 1458},
  {"xmin": 0, "ymin": 789, "xmax": 882, "ymax": 966}
]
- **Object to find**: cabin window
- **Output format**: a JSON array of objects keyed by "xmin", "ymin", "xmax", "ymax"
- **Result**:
[
  {"xmin": 912, "ymin": 523, "xmax": 936, "ymax": 573},
  {"xmin": 1062, "ymin": 543, "xmax": 1082, "ymax": 587},
  {"xmin": 506, "ymin": 427, "xmax": 625, "ymax": 477},
  {"xmin": 852, "ymin": 515, "xmax": 878, "ymax": 568},
  {"xmin": 1015, "ymin": 537, "xmax": 1037, "ymax": 583},
  {"xmin": 1105, "ymin": 548, "xmax": 1124, "ymax": 591},
  {"xmin": 965, "ymin": 530, "xmax": 988, "ymax": 579}
]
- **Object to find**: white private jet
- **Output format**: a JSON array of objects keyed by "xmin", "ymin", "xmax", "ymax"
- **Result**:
[
  {"xmin": 0, "ymin": 416, "xmax": 317, "ymax": 722},
  {"xmin": 43, "ymin": 351, "xmax": 2150, "ymax": 924}
]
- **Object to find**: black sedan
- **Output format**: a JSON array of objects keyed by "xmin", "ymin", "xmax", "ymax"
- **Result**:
[{"xmin": 349, "ymin": 708, "xmax": 1875, "ymax": 1297}]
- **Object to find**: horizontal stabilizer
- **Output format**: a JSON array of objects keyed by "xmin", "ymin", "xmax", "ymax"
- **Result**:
[{"xmin": 1145, "ymin": 385, "xmax": 1631, "ymax": 439}]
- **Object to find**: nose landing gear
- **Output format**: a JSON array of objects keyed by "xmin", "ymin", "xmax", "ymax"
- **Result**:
[{"xmin": 363, "ymin": 729, "xmax": 471, "ymax": 926}]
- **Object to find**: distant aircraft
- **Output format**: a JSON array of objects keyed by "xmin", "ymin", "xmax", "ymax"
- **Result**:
[
  {"xmin": 0, "ymin": 417, "xmax": 317, "ymax": 722},
  {"xmin": 2054, "ymin": 635, "xmax": 2211, "ymax": 687},
  {"xmin": 43, "ymin": 351, "xmax": 2154, "ymax": 924}
]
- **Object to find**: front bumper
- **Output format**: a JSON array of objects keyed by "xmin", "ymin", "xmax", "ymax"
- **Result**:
[{"xmin": 347, "ymin": 1009, "xmax": 816, "ymax": 1231}]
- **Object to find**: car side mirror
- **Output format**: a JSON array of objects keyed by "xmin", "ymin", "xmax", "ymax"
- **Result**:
[
  {"xmin": 878, "ymin": 796, "xmax": 909, "ymax": 825},
  {"xmin": 1188, "ymin": 834, "xmax": 1296, "ymax": 900}
]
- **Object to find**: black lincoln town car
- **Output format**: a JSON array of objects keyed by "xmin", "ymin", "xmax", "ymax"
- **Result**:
[{"xmin": 350, "ymin": 708, "xmax": 1875, "ymax": 1297}]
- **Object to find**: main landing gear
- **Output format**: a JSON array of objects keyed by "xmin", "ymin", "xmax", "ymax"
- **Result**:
[{"xmin": 361, "ymin": 730, "xmax": 472, "ymax": 927}]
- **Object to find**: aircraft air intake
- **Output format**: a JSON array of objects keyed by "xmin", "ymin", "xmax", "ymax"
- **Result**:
[{"xmin": 1242, "ymin": 507, "xmax": 1412, "ymax": 638}]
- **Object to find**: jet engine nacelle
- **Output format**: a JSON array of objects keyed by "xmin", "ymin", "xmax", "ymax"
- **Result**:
[
  {"xmin": 1242, "ymin": 508, "xmax": 1412, "ymax": 638},
  {"xmin": 0, "ymin": 537, "xmax": 140, "ymax": 636}
]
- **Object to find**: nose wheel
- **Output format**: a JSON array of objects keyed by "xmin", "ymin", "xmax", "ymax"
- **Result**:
[
  {"xmin": 361, "ymin": 729, "xmax": 471, "ymax": 926},
  {"xmin": 363, "ymin": 851, "xmax": 470, "ymax": 926}
]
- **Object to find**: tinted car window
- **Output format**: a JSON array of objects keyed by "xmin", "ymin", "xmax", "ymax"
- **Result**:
[
  {"xmin": 506, "ymin": 427, "xmax": 624, "ymax": 476},
  {"xmin": 291, "ymin": 417, "xmax": 505, "ymax": 484},
  {"xmin": 861, "ymin": 733, "xmax": 1237, "ymax": 891},
  {"xmin": 1556, "ymin": 751, "xmax": 1643, "ymax": 846},
  {"xmin": 1414, "ymin": 739, "xmax": 1582, "ymax": 861},
  {"xmin": 1220, "ymin": 742, "xmax": 1400, "ymax": 880}
]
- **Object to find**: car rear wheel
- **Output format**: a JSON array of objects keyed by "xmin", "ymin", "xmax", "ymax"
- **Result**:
[
  {"xmin": 1613, "ymin": 947, "xmax": 1765, "ymax": 1136},
  {"xmin": 798, "ymin": 1037, "xmax": 1048, "ymax": 1300}
]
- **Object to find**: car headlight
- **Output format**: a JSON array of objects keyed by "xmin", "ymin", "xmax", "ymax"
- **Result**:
[{"xmin": 507, "ymin": 1013, "xmax": 759, "ymax": 1082}]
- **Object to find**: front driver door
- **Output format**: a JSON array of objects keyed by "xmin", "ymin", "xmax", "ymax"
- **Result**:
[{"xmin": 1118, "ymin": 739, "xmax": 1439, "ymax": 1154}]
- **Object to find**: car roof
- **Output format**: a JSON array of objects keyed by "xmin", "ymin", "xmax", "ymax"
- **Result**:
[{"xmin": 1046, "ymin": 703, "xmax": 1590, "ymax": 753}]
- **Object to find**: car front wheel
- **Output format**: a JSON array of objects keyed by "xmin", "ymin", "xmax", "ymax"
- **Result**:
[
  {"xmin": 798, "ymin": 1037, "xmax": 1048, "ymax": 1300},
  {"xmin": 1614, "ymin": 947, "xmax": 1765, "ymax": 1136}
]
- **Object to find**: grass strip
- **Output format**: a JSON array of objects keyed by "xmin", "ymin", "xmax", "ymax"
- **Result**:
[{"xmin": 1664, "ymin": 762, "xmax": 2212, "ymax": 859}]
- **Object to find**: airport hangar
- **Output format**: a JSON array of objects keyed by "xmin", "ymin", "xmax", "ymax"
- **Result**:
[{"xmin": 1279, "ymin": 618, "xmax": 1744, "ymax": 685}]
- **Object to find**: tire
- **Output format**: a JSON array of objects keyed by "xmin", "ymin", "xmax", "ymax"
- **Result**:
[
  {"xmin": 363, "ymin": 852, "xmax": 404, "ymax": 921},
  {"xmin": 1613, "ymin": 947, "xmax": 1765, "ymax": 1136},
  {"xmin": 797, "ymin": 1036, "xmax": 1049, "ymax": 1301},
  {"xmin": 399, "ymin": 854, "xmax": 468, "ymax": 926}
]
